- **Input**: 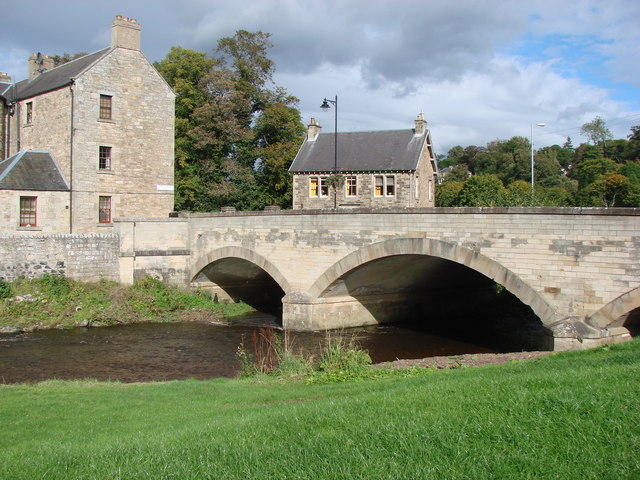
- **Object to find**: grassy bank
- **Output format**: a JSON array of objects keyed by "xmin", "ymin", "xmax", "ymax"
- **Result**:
[
  {"xmin": 1, "ymin": 339, "xmax": 639, "ymax": 479},
  {"xmin": 0, "ymin": 274, "xmax": 253, "ymax": 330}
]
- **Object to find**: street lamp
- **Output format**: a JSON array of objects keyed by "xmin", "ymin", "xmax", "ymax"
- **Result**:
[
  {"xmin": 320, "ymin": 95, "xmax": 338, "ymax": 208},
  {"xmin": 530, "ymin": 122, "xmax": 545, "ymax": 194}
]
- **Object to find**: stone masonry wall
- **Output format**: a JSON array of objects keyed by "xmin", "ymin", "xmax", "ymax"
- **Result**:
[
  {"xmin": 0, "ymin": 234, "xmax": 119, "ymax": 282},
  {"xmin": 71, "ymin": 48, "xmax": 175, "ymax": 233}
]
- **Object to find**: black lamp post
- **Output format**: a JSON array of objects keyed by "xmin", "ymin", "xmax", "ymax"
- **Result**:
[{"xmin": 320, "ymin": 95, "xmax": 338, "ymax": 208}]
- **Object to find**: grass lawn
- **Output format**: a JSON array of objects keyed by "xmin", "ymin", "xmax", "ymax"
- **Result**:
[{"xmin": 1, "ymin": 339, "xmax": 639, "ymax": 479}]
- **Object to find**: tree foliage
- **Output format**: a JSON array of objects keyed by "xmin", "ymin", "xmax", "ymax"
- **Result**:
[
  {"xmin": 436, "ymin": 124, "xmax": 640, "ymax": 208},
  {"xmin": 154, "ymin": 31, "xmax": 304, "ymax": 211},
  {"xmin": 581, "ymin": 116, "xmax": 613, "ymax": 145}
]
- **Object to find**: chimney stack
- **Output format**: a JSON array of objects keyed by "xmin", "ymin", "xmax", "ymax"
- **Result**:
[
  {"xmin": 0, "ymin": 72, "xmax": 11, "ymax": 83},
  {"xmin": 414, "ymin": 112, "xmax": 428, "ymax": 135},
  {"xmin": 111, "ymin": 15, "xmax": 141, "ymax": 51},
  {"xmin": 307, "ymin": 117, "xmax": 322, "ymax": 140},
  {"xmin": 28, "ymin": 53, "xmax": 54, "ymax": 80}
]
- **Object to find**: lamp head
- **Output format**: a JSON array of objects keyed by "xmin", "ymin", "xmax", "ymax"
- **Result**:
[{"xmin": 320, "ymin": 99, "xmax": 331, "ymax": 111}]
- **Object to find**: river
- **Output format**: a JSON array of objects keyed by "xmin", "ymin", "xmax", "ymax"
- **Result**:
[{"xmin": 0, "ymin": 315, "xmax": 498, "ymax": 383}]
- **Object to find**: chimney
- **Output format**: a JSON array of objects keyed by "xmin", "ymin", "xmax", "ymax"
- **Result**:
[
  {"xmin": 414, "ymin": 112, "xmax": 428, "ymax": 135},
  {"xmin": 0, "ymin": 72, "xmax": 11, "ymax": 83},
  {"xmin": 307, "ymin": 117, "xmax": 322, "ymax": 140},
  {"xmin": 28, "ymin": 53, "xmax": 54, "ymax": 80},
  {"xmin": 111, "ymin": 15, "xmax": 141, "ymax": 51}
]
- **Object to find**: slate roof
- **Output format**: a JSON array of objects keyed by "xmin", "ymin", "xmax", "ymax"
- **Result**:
[
  {"xmin": 0, "ymin": 150, "xmax": 70, "ymax": 191},
  {"xmin": 1, "ymin": 48, "xmax": 110, "ymax": 102},
  {"xmin": 289, "ymin": 129, "xmax": 428, "ymax": 173}
]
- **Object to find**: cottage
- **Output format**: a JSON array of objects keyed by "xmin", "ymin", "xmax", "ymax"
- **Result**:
[
  {"xmin": 0, "ymin": 15, "xmax": 175, "ymax": 233},
  {"xmin": 289, "ymin": 113, "xmax": 438, "ymax": 209}
]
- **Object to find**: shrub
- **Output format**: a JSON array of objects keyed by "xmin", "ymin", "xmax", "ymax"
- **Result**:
[{"xmin": 0, "ymin": 278, "xmax": 12, "ymax": 299}]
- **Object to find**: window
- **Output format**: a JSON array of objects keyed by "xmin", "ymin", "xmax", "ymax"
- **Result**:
[
  {"xmin": 20, "ymin": 196, "xmax": 37, "ymax": 226},
  {"xmin": 309, "ymin": 176, "xmax": 329, "ymax": 197},
  {"xmin": 346, "ymin": 176, "xmax": 357, "ymax": 197},
  {"xmin": 26, "ymin": 102, "xmax": 33, "ymax": 124},
  {"xmin": 99, "ymin": 146, "xmax": 112, "ymax": 170},
  {"xmin": 374, "ymin": 175, "xmax": 395, "ymax": 197},
  {"xmin": 99, "ymin": 94, "xmax": 112, "ymax": 120},
  {"xmin": 99, "ymin": 196, "xmax": 112, "ymax": 223}
]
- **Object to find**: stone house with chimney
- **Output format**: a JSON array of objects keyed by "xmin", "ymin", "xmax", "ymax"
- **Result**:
[
  {"xmin": 289, "ymin": 113, "xmax": 438, "ymax": 209},
  {"xmin": 0, "ymin": 15, "xmax": 175, "ymax": 234}
]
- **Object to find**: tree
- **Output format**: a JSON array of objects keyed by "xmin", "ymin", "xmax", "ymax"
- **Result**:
[
  {"xmin": 580, "ymin": 116, "xmax": 613, "ymax": 146},
  {"xmin": 155, "ymin": 32, "xmax": 304, "ymax": 211},
  {"xmin": 587, "ymin": 174, "xmax": 634, "ymax": 207},
  {"xmin": 625, "ymin": 125, "xmax": 640, "ymax": 161},
  {"xmin": 457, "ymin": 174, "xmax": 505, "ymax": 207},
  {"xmin": 154, "ymin": 47, "xmax": 216, "ymax": 210},
  {"xmin": 50, "ymin": 52, "xmax": 87, "ymax": 66},
  {"xmin": 435, "ymin": 180, "xmax": 464, "ymax": 207}
]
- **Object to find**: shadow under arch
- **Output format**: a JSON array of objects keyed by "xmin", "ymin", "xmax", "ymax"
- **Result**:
[
  {"xmin": 307, "ymin": 237, "xmax": 557, "ymax": 327},
  {"xmin": 587, "ymin": 286, "xmax": 640, "ymax": 335},
  {"xmin": 191, "ymin": 246, "xmax": 290, "ymax": 315}
]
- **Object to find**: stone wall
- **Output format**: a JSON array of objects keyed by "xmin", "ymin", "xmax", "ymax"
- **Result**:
[
  {"xmin": 71, "ymin": 47, "xmax": 175, "ymax": 233},
  {"xmin": 0, "ymin": 234, "xmax": 119, "ymax": 282}
]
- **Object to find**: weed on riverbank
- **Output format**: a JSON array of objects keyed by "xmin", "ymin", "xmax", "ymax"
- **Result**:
[{"xmin": 0, "ymin": 274, "xmax": 253, "ymax": 330}]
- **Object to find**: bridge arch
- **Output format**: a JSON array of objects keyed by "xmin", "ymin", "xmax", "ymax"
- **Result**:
[
  {"xmin": 586, "ymin": 286, "xmax": 640, "ymax": 330},
  {"xmin": 191, "ymin": 246, "xmax": 291, "ymax": 314},
  {"xmin": 191, "ymin": 245, "xmax": 291, "ymax": 293},
  {"xmin": 307, "ymin": 237, "xmax": 557, "ymax": 326}
]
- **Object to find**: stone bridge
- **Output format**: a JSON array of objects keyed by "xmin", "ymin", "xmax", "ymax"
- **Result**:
[{"xmin": 115, "ymin": 207, "xmax": 640, "ymax": 351}]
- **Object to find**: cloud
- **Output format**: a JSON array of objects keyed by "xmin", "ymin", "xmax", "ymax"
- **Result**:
[{"xmin": 1, "ymin": 0, "xmax": 638, "ymax": 155}]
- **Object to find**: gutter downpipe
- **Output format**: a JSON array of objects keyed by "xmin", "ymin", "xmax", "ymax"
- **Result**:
[{"xmin": 69, "ymin": 83, "xmax": 75, "ymax": 234}]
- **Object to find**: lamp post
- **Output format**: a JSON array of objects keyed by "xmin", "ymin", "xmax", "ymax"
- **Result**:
[
  {"xmin": 320, "ymin": 95, "xmax": 338, "ymax": 208},
  {"xmin": 530, "ymin": 122, "xmax": 545, "ymax": 194}
]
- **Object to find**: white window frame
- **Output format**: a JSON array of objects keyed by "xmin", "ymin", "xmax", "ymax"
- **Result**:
[
  {"xmin": 309, "ymin": 176, "xmax": 329, "ymax": 197},
  {"xmin": 345, "ymin": 176, "xmax": 357, "ymax": 197},
  {"xmin": 374, "ymin": 174, "xmax": 396, "ymax": 197}
]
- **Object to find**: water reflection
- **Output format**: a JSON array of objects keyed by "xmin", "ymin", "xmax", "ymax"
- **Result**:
[{"xmin": 0, "ymin": 316, "xmax": 497, "ymax": 384}]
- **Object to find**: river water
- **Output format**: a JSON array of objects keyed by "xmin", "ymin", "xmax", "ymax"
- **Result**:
[{"xmin": 0, "ymin": 315, "xmax": 498, "ymax": 384}]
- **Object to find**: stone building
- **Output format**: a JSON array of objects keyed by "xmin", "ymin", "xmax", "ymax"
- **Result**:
[
  {"xmin": 0, "ymin": 15, "xmax": 175, "ymax": 233},
  {"xmin": 289, "ymin": 113, "xmax": 438, "ymax": 209}
]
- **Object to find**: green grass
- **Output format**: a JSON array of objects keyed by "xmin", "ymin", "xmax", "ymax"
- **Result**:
[
  {"xmin": 1, "ymin": 340, "xmax": 639, "ymax": 479},
  {"xmin": 0, "ymin": 274, "xmax": 254, "ymax": 329}
]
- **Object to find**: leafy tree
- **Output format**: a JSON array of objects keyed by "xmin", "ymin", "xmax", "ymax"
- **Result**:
[
  {"xmin": 572, "ymin": 157, "xmax": 619, "ymax": 189},
  {"xmin": 586, "ymin": 173, "xmax": 634, "ymax": 207},
  {"xmin": 457, "ymin": 174, "xmax": 505, "ymax": 207},
  {"xmin": 580, "ymin": 116, "xmax": 613, "ymax": 145},
  {"xmin": 625, "ymin": 126, "xmax": 640, "ymax": 161},
  {"xmin": 443, "ymin": 164, "xmax": 470, "ymax": 182},
  {"xmin": 435, "ymin": 180, "xmax": 464, "ymax": 207},
  {"xmin": 253, "ymin": 103, "xmax": 306, "ymax": 207},
  {"xmin": 154, "ymin": 47, "xmax": 216, "ymax": 210},
  {"xmin": 50, "ymin": 52, "xmax": 88, "ymax": 66},
  {"xmin": 155, "ymin": 32, "xmax": 304, "ymax": 211},
  {"xmin": 504, "ymin": 180, "xmax": 534, "ymax": 206}
]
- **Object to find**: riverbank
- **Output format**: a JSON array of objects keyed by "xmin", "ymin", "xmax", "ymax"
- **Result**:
[
  {"xmin": 0, "ymin": 274, "xmax": 253, "ymax": 332},
  {"xmin": 1, "ymin": 339, "xmax": 638, "ymax": 479}
]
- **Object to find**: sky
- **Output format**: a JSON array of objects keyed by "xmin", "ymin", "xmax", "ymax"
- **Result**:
[{"xmin": 1, "ymin": 0, "xmax": 639, "ymax": 156}]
